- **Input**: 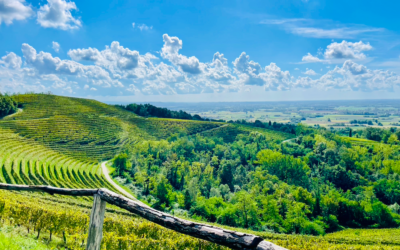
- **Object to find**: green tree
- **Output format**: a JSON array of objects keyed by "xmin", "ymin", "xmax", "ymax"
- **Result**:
[
  {"xmin": 155, "ymin": 178, "xmax": 170, "ymax": 207},
  {"xmin": 184, "ymin": 189, "xmax": 192, "ymax": 210},
  {"xmin": 388, "ymin": 134, "xmax": 399, "ymax": 145},
  {"xmin": 219, "ymin": 160, "xmax": 235, "ymax": 190},
  {"xmin": 0, "ymin": 94, "xmax": 18, "ymax": 117},
  {"xmin": 234, "ymin": 191, "xmax": 259, "ymax": 228},
  {"xmin": 113, "ymin": 153, "xmax": 128, "ymax": 176}
]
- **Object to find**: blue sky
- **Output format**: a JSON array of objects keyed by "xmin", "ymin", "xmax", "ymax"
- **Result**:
[{"xmin": 1, "ymin": 0, "xmax": 400, "ymax": 102}]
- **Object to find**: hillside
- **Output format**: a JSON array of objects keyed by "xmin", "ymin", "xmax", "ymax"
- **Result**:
[
  {"xmin": 0, "ymin": 93, "xmax": 293, "ymax": 192},
  {"xmin": 1, "ymin": 94, "xmax": 400, "ymax": 250}
]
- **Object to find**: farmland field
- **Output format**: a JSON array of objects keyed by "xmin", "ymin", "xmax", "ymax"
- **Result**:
[{"xmin": 148, "ymin": 100, "xmax": 400, "ymax": 130}]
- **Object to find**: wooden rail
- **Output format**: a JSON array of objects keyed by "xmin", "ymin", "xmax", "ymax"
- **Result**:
[{"xmin": 0, "ymin": 183, "xmax": 287, "ymax": 250}]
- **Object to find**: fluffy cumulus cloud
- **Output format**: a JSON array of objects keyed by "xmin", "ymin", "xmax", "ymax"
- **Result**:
[
  {"xmin": 1, "ymin": 52, "xmax": 22, "ymax": 69},
  {"xmin": 233, "ymin": 52, "xmax": 264, "ymax": 86},
  {"xmin": 232, "ymin": 53, "xmax": 292, "ymax": 90},
  {"xmin": 320, "ymin": 60, "xmax": 400, "ymax": 91},
  {"xmin": 37, "ymin": 0, "xmax": 81, "ymax": 30},
  {"xmin": 0, "ymin": 0, "xmax": 33, "ymax": 24},
  {"xmin": 161, "ymin": 34, "xmax": 203, "ymax": 74},
  {"xmin": 0, "ymin": 34, "xmax": 399, "ymax": 95},
  {"xmin": 302, "ymin": 40, "xmax": 373, "ymax": 63},
  {"xmin": 324, "ymin": 41, "xmax": 372, "ymax": 60}
]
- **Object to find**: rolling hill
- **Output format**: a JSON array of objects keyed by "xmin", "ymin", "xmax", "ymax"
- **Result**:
[{"xmin": 1, "ymin": 93, "xmax": 399, "ymax": 250}]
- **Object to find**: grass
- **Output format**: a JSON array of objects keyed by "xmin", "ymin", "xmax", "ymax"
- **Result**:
[
  {"xmin": 0, "ymin": 226, "xmax": 54, "ymax": 250},
  {"xmin": 344, "ymin": 137, "xmax": 380, "ymax": 146}
]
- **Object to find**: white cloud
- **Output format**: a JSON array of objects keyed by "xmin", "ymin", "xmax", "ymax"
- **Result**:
[
  {"xmin": 301, "ymin": 40, "xmax": 373, "ymax": 64},
  {"xmin": 52, "ymin": 41, "xmax": 60, "ymax": 52},
  {"xmin": 68, "ymin": 47, "xmax": 101, "ymax": 61},
  {"xmin": 0, "ymin": 0, "xmax": 33, "ymax": 25},
  {"xmin": 319, "ymin": 60, "xmax": 400, "ymax": 91},
  {"xmin": 132, "ymin": 22, "xmax": 152, "ymax": 31},
  {"xmin": 37, "ymin": 0, "xmax": 81, "ymax": 30},
  {"xmin": 161, "ymin": 34, "xmax": 202, "ymax": 74},
  {"xmin": 21, "ymin": 43, "xmax": 119, "ymax": 88},
  {"xmin": 291, "ymin": 27, "xmax": 380, "ymax": 39},
  {"xmin": 1, "ymin": 35, "xmax": 399, "ymax": 96},
  {"xmin": 1, "ymin": 52, "xmax": 22, "ymax": 69},
  {"xmin": 303, "ymin": 68, "xmax": 317, "ymax": 75},
  {"xmin": 263, "ymin": 63, "xmax": 292, "ymax": 90},
  {"xmin": 68, "ymin": 42, "xmax": 141, "ymax": 71},
  {"xmin": 294, "ymin": 68, "xmax": 299, "ymax": 70},
  {"xmin": 233, "ymin": 52, "xmax": 264, "ymax": 86},
  {"xmin": 302, "ymin": 53, "xmax": 323, "ymax": 63},
  {"xmin": 204, "ymin": 52, "xmax": 234, "ymax": 83},
  {"xmin": 261, "ymin": 18, "xmax": 383, "ymax": 39},
  {"xmin": 232, "ymin": 53, "xmax": 292, "ymax": 90},
  {"xmin": 324, "ymin": 40, "xmax": 372, "ymax": 60}
]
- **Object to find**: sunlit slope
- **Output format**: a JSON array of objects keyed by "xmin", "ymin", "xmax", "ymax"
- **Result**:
[
  {"xmin": 0, "ymin": 94, "xmax": 293, "ymax": 191},
  {"xmin": 0, "ymin": 127, "xmax": 118, "ymax": 193},
  {"xmin": 2, "ymin": 94, "xmax": 229, "ymax": 160},
  {"xmin": 3, "ymin": 94, "xmax": 145, "ymax": 161},
  {"xmin": 199, "ymin": 123, "xmax": 294, "ymax": 142}
]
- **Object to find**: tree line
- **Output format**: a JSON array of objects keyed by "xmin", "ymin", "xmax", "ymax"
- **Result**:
[
  {"xmin": 118, "ymin": 103, "xmax": 297, "ymax": 134},
  {"xmin": 117, "ymin": 103, "xmax": 211, "ymax": 121}
]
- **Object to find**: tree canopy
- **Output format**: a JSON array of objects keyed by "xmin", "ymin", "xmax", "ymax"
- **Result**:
[
  {"xmin": 113, "ymin": 125, "xmax": 400, "ymax": 235},
  {"xmin": 0, "ymin": 93, "xmax": 18, "ymax": 117}
]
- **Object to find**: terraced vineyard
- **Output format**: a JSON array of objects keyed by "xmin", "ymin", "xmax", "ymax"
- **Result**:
[{"xmin": 0, "ymin": 127, "xmax": 119, "ymax": 194}]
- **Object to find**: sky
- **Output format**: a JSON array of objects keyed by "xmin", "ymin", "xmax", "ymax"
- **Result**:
[{"xmin": 1, "ymin": 0, "xmax": 400, "ymax": 102}]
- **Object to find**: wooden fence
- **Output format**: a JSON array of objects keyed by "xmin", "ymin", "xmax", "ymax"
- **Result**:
[{"xmin": 0, "ymin": 183, "xmax": 287, "ymax": 250}]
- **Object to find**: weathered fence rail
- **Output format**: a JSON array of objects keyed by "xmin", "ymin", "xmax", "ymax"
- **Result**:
[{"xmin": 0, "ymin": 183, "xmax": 287, "ymax": 250}]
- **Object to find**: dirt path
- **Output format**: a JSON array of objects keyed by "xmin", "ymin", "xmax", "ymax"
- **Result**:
[
  {"xmin": 101, "ymin": 161, "xmax": 137, "ymax": 200},
  {"xmin": 2, "ymin": 108, "xmax": 23, "ymax": 119},
  {"xmin": 197, "ymin": 123, "xmax": 229, "ymax": 134}
]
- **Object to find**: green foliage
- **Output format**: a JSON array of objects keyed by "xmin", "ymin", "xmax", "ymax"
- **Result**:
[
  {"xmin": 119, "ymin": 126, "xmax": 400, "ymax": 236},
  {"xmin": 113, "ymin": 153, "xmax": 128, "ymax": 176},
  {"xmin": 121, "ymin": 103, "xmax": 206, "ymax": 121},
  {"xmin": 0, "ymin": 93, "xmax": 17, "ymax": 117}
]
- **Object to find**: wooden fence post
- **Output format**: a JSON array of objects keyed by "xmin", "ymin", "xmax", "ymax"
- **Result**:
[{"xmin": 86, "ymin": 194, "xmax": 106, "ymax": 250}]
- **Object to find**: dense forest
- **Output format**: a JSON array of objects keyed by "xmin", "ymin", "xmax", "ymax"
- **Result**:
[
  {"xmin": 0, "ymin": 94, "xmax": 18, "ymax": 117},
  {"xmin": 112, "ymin": 124, "xmax": 400, "ymax": 236}
]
